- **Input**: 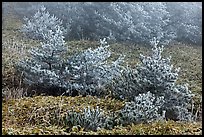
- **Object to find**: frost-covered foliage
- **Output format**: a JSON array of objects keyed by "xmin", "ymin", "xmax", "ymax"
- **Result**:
[
  {"xmin": 64, "ymin": 106, "xmax": 114, "ymax": 131},
  {"xmin": 106, "ymin": 2, "xmax": 175, "ymax": 45},
  {"xmin": 118, "ymin": 91, "xmax": 165, "ymax": 125},
  {"xmin": 21, "ymin": 5, "xmax": 65, "ymax": 40},
  {"xmin": 18, "ymin": 36, "xmax": 122, "ymax": 96},
  {"xmin": 18, "ymin": 5, "xmax": 123, "ymax": 96},
  {"xmin": 62, "ymin": 38, "xmax": 124, "ymax": 96},
  {"xmin": 113, "ymin": 38, "xmax": 195, "ymax": 121},
  {"xmin": 165, "ymin": 2, "xmax": 202, "ymax": 45},
  {"xmin": 113, "ymin": 37, "xmax": 180, "ymax": 100},
  {"xmin": 6, "ymin": 2, "xmax": 201, "ymax": 45},
  {"xmin": 61, "ymin": 2, "xmax": 175, "ymax": 45},
  {"xmin": 17, "ymin": 5, "xmax": 67, "ymax": 92},
  {"xmin": 163, "ymin": 84, "xmax": 195, "ymax": 121},
  {"xmin": 17, "ymin": 26, "xmax": 67, "ymax": 90},
  {"xmin": 133, "ymin": 38, "xmax": 180, "ymax": 96}
]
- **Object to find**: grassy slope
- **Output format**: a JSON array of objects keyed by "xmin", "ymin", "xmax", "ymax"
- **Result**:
[{"xmin": 2, "ymin": 11, "xmax": 202, "ymax": 135}]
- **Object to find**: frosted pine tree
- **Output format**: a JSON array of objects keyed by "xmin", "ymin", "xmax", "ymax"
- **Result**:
[
  {"xmin": 63, "ymin": 38, "xmax": 124, "ymax": 96},
  {"xmin": 113, "ymin": 37, "xmax": 195, "ymax": 121},
  {"xmin": 118, "ymin": 91, "xmax": 165, "ymax": 125},
  {"xmin": 19, "ymin": 5, "xmax": 124, "ymax": 97},
  {"xmin": 21, "ymin": 5, "xmax": 65, "ymax": 40},
  {"xmin": 135, "ymin": 37, "xmax": 180, "ymax": 96},
  {"xmin": 113, "ymin": 37, "xmax": 181, "ymax": 99},
  {"xmin": 18, "ymin": 7, "xmax": 67, "ymax": 94}
]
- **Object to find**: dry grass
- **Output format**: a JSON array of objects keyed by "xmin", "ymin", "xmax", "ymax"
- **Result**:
[
  {"xmin": 2, "ymin": 87, "xmax": 28, "ymax": 101},
  {"xmin": 95, "ymin": 120, "xmax": 202, "ymax": 135},
  {"xmin": 2, "ymin": 95, "xmax": 124, "ymax": 133},
  {"xmin": 2, "ymin": 11, "xmax": 40, "ymax": 89},
  {"xmin": 2, "ymin": 96, "xmax": 202, "ymax": 135}
]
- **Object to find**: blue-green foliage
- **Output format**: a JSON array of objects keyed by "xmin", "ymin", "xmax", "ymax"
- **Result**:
[
  {"xmin": 18, "ymin": 12, "xmax": 67, "ymax": 89},
  {"xmin": 18, "ymin": 5, "xmax": 123, "ymax": 96},
  {"xmin": 118, "ymin": 91, "xmax": 165, "ymax": 125},
  {"xmin": 21, "ymin": 5, "xmax": 66, "ymax": 40},
  {"xmin": 62, "ymin": 38, "xmax": 124, "ymax": 96},
  {"xmin": 113, "ymin": 37, "xmax": 195, "ymax": 122},
  {"xmin": 65, "ymin": 106, "xmax": 114, "ymax": 131},
  {"xmin": 113, "ymin": 37, "xmax": 180, "ymax": 100}
]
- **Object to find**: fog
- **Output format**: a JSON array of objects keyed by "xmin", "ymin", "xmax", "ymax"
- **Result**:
[{"xmin": 2, "ymin": 2, "xmax": 202, "ymax": 46}]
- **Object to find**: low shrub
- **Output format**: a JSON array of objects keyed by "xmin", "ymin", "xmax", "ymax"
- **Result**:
[
  {"xmin": 112, "ymin": 38, "xmax": 197, "ymax": 122},
  {"xmin": 64, "ymin": 106, "xmax": 114, "ymax": 131},
  {"xmin": 117, "ymin": 91, "xmax": 165, "ymax": 126}
]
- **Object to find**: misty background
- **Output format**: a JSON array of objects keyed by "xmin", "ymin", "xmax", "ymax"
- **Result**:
[{"xmin": 2, "ymin": 2, "xmax": 202, "ymax": 46}]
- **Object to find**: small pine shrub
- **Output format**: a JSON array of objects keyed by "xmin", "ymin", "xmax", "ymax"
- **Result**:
[
  {"xmin": 163, "ymin": 84, "xmax": 195, "ymax": 121},
  {"xmin": 17, "ymin": 24, "xmax": 67, "ymax": 94},
  {"xmin": 118, "ymin": 91, "xmax": 165, "ymax": 126},
  {"xmin": 21, "ymin": 5, "xmax": 66, "ymax": 41},
  {"xmin": 18, "ymin": 5, "xmax": 124, "ymax": 96},
  {"xmin": 113, "ymin": 37, "xmax": 180, "ymax": 100},
  {"xmin": 63, "ymin": 38, "xmax": 124, "ymax": 96},
  {"xmin": 64, "ymin": 106, "xmax": 114, "ymax": 131},
  {"xmin": 112, "ymin": 37, "xmax": 195, "ymax": 122}
]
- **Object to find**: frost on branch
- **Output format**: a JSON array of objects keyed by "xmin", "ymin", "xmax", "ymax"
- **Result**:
[
  {"xmin": 63, "ymin": 38, "xmax": 124, "ymax": 96},
  {"xmin": 118, "ymin": 91, "xmax": 165, "ymax": 125},
  {"xmin": 21, "ymin": 5, "xmax": 65, "ymax": 40},
  {"xmin": 18, "ymin": 27, "xmax": 123, "ymax": 96},
  {"xmin": 19, "ymin": 4, "xmax": 124, "ymax": 96},
  {"xmin": 163, "ymin": 84, "xmax": 195, "ymax": 121},
  {"xmin": 64, "ymin": 106, "xmax": 114, "ymax": 131},
  {"xmin": 17, "ymin": 15, "xmax": 67, "ymax": 93},
  {"xmin": 135, "ymin": 37, "xmax": 180, "ymax": 96},
  {"xmin": 113, "ymin": 38, "xmax": 195, "ymax": 121},
  {"xmin": 113, "ymin": 37, "xmax": 179, "ymax": 100}
]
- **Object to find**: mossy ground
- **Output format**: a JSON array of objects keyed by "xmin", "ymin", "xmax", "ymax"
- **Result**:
[
  {"xmin": 2, "ymin": 10, "xmax": 202, "ymax": 135},
  {"xmin": 2, "ymin": 96, "xmax": 202, "ymax": 135}
]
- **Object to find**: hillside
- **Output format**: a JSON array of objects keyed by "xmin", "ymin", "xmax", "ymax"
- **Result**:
[{"xmin": 2, "ymin": 8, "xmax": 202, "ymax": 135}]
